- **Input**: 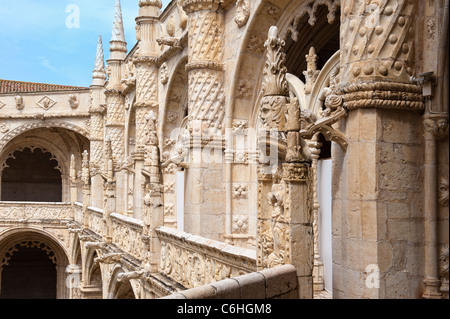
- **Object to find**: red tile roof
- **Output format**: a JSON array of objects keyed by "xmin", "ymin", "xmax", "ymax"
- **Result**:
[{"xmin": 0, "ymin": 79, "xmax": 89, "ymax": 94}]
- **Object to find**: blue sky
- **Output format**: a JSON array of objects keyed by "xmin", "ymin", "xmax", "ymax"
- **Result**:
[{"xmin": 0, "ymin": 0, "xmax": 171, "ymax": 87}]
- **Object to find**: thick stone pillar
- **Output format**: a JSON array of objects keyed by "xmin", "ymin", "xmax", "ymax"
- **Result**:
[
  {"xmin": 104, "ymin": 0, "xmax": 127, "ymax": 214},
  {"xmin": 182, "ymin": 0, "xmax": 226, "ymax": 240},
  {"xmin": 335, "ymin": 0, "xmax": 425, "ymax": 298}
]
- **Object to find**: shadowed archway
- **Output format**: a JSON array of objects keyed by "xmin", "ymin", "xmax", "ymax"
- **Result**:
[{"xmin": 1, "ymin": 147, "xmax": 62, "ymax": 202}]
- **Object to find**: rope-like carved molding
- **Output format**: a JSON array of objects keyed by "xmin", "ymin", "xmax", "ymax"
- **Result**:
[
  {"xmin": 1, "ymin": 240, "xmax": 57, "ymax": 267},
  {"xmin": 340, "ymin": 81, "xmax": 424, "ymax": 111},
  {"xmin": 185, "ymin": 61, "xmax": 224, "ymax": 72}
]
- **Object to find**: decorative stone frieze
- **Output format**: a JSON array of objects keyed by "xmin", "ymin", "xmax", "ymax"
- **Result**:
[{"xmin": 156, "ymin": 226, "xmax": 256, "ymax": 289}]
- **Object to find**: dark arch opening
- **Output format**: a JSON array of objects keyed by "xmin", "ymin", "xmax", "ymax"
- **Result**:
[
  {"xmin": 0, "ymin": 245, "xmax": 57, "ymax": 299},
  {"xmin": 1, "ymin": 147, "xmax": 62, "ymax": 202},
  {"xmin": 115, "ymin": 280, "xmax": 135, "ymax": 299},
  {"xmin": 284, "ymin": 5, "xmax": 341, "ymax": 82}
]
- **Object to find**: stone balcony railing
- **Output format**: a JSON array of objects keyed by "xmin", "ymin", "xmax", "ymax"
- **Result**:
[
  {"xmin": 3, "ymin": 201, "xmax": 259, "ymax": 293},
  {"xmin": 0, "ymin": 201, "xmax": 73, "ymax": 221},
  {"xmin": 110, "ymin": 212, "xmax": 144, "ymax": 261},
  {"xmin": 155, "ymin": 226, "xmax": 257, "ymax": 289}
]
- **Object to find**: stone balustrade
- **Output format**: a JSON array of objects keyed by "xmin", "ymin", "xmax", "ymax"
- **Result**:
[
  {"xmin": 110, "ymin": 212, "xmax": 145, "ymax": 260},
  {"xmin": 155, "ymin": 226, "xmax": 257, "ymax": 289},
  {"xmin": 0, "ymin": 201, "xmax": 73, "ymax": 221}
]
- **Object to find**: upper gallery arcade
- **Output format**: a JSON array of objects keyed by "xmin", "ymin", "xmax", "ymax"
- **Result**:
[{"xmin": 0, "ymin": 0, "xmax": 448, "ymax": 300}]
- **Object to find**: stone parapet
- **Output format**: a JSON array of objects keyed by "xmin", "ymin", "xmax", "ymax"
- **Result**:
[
  {"xmin": 160, "ymin": 264, "xmax": 298, "ymax": 299},
  {"xmin": 155, "ymin": 226, "xmax": 256, "ymax": 289}
]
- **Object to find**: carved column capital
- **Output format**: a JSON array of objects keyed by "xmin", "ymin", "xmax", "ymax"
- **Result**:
[
  {"xmin": 340, "ymin": 0, "xmax": 424, "ymax": 112},
  {"xmin": 139, "ymin": 0, "xmax": 162, "ymax": 8},
  {"xmin": 423, "ymin": 114, "xmax": 449, "ymax": 139},
  {"xmin": 182, "ymin": 0, "xmax": 222, "ymax": 14},
  {"xmin": 281, "ymin": 163, "xmax": 310, "ymax": 183}
]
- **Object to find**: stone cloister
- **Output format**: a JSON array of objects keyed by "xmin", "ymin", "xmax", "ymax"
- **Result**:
[{"xmin": 0, "ymin": 0, "xmax": 448, "ymax": 299}]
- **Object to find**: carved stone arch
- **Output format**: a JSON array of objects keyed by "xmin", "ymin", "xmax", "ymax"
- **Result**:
[
  {"xmin": 0, "ymin": 227, "xmax": 71, "ymax": 298},
  {"xmin": 0, "ymin": 142, "xmax": 66, "ymax": 175},
  {"xmin": 0, "ymin": 127, "xmax": 89, "ymax": 202},
  {"xmin": 0, "ymin": 120, "xmax": 90, "ymax": 155},
  {"xmin": 70, "ymin": 232, "xmax": 83, "ymax": 270},
  {"xmin": 231, "ymin": 0, "xmax": 341, "ymax": 125},
  {"xmin": 126, "ymin": 92, "xmax": 137, "ymax": 156},
  {"xmin": 84, "ymin": 247, "xmax": 102, "ymax": 286},
  {"xmin": 160, "ymin": 55, "xmax": 189, "ymax": 161},
  {"xmin": 106, "ymin": 264, "xmax": 137, "ymax": 299}
]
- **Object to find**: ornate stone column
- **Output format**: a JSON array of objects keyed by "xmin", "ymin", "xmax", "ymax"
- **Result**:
[
  {"xmin": 81, "ymin": 151, "xmax": 91, "ymax": 230},
  {"xmin": 337, "ymin": 0, "xmax": 426, "ymax": 298},
  {"xmin": 69, "ymin": 154, "xmax": 78, "ymax": 216},
  {"xmin": 181, "ymin": 0, "xmax": 227, "ymax": 240},
  {"xmin": 90, "ymin": 35, "xmax": 107, "ymax": 209},
  {"xmin": 133, "ymin": 0, "xmax": 161, "ymax": 221},
  {"xmin": 422, "ymin": 100, "xmax": 449, "ymax": 298},
  {"xmin": 104, "ymin": 0, "xmax": 127, "ymax": 214},
  {"xmin": 309, "ymin": 134, "xmax": 324, "ymax": 291}
]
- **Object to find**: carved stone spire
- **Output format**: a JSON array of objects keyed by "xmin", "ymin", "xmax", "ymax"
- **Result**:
[
  {"xmin": 92, "ymin": 35, "xmax": 107, "ymax": 86},
  {"xmin": 109, "ymin": 0, "xmax": 127, "ymax": 57},
  {"xmin": 111, "ymin": 0, "xmax": 125, "ymax": 43}
]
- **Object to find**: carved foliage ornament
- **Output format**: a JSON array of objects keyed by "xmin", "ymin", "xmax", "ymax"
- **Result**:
[
  {"xmin": 235, "ymin": 0, "xmax": 250, "ymax": 28},
  {"xmin": 261, "ymin": 26, "xmax": 289, "ymax": 97},
  {"xmin": 439, "ymin": 174, "xmax": 449, "ymax": 207}
]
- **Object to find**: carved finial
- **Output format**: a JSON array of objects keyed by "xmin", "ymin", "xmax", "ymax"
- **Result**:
[
  {"xmin": 92, "ymin": 35, "xmax": 107, "ymax": 86},
  {"xmin": 177, "ymin": 0, "xmax": 188, "ymax": 29},
  {"xmin": 259, "ymin": 26, "xmax": 290, "ymax": 131},
  {"xmin": 82, "ymin": 151, "xmax": 90, "ymax": 186},
  {"xmin": 262, "ymin": 26, "xmax": 289, "ymax": 97},
  {"xmin": 70, "ymin": 154, "xmax": 77, "ymax": 183},
  {"xmin": 304, "ymin": 46, "xmax": 320, "ymax": 94},
  {"xmin": 235, "ymin": 0, "xmax": 250, "ymax": 28},
  {"xmin": 107, "ymin": 159, "xmax": 114, "ymax": 181},
  {"xmin": 111, "ymin": 0, "xmax": 125, "ymax": 43}
]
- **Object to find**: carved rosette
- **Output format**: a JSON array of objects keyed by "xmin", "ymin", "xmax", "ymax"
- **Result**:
[{"xmin": 340, "ymin": 0, "xmax": 424, "ymax": 111}]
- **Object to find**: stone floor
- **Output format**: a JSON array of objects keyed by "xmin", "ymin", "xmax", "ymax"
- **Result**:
[{"xmin": 314, "ymin": 290, "xmax": 333, "ymax": 299}]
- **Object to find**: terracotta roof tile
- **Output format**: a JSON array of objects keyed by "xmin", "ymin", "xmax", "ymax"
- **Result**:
[{"xmin": 0, "ymin": 79, "xmax": 89, "ymax": 94}]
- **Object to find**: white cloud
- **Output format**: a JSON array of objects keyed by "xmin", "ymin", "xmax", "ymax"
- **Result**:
[{"xmin": 38, "ymin": 56, "xmax": 58, "ymax": 72}]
